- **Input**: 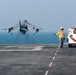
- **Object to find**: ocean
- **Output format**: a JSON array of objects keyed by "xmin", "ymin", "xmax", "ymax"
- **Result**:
[{"xmin": 0, "ymin": 32, "xmax": 67, "ymax": 44}]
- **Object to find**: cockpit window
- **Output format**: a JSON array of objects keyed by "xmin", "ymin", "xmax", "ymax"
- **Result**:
[{"xmin": 24, "ymin": 20, "xmax": 27, "ymax": 22}]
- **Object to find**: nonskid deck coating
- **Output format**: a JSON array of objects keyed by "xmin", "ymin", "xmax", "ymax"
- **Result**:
[{"xmin": 0, "ymin": 44, "xmax": 76, "ymax": 75}]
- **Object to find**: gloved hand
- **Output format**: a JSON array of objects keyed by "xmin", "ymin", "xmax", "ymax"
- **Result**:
[{"xmin": 54, "ymin": 33, "xmax": 56, "ymax": 35}]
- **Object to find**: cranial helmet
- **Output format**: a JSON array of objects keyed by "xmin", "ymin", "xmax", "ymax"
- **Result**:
[{"xmin": 60, "ymin": 27, "xmax": 64, "ymax": 30}]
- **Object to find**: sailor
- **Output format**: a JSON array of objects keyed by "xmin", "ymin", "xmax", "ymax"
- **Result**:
[{"xmin": 54, "ymin": 27, "xmax": 65, "ymax": 48}]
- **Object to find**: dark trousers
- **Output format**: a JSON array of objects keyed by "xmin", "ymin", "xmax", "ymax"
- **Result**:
[{"xmin": 59, "ymin": 38, "xmax": 65, "ymax": 47}]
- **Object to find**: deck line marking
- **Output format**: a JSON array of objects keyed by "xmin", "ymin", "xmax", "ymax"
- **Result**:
[
  {"xmin": 57, "ymin": 48, "xmax": 59, "ymax": 49},
  {"xmin": 4, "ymin": 46, "xmax": 34, "ymax": 49},
  {"xmin": 0, "ymin": 49, "xmax": 41, "ymax": 52},
  {"xmin": 55, "ymin": 53, "xmax": 57, "ymax": 56},
  {"xmin": 53, "ymin": 57, "xmax": 55, "ymax": 60},
  {"xmin": 58, "ymin": 45, "xmax": 60, "ymax": 48},
  {"xmin": 44, "ymin": 45, "xmax": 60, "ymax": 75},
  {"xmin": 56, "ymin": 50, "xmax": 58, "ymax": 52},
  {"xmin": 33, "ymin": 46, "xmax": 45, "ymax": 50},
  {"xmin": 45, "ymin": 71, "xmax": 49, "ymax": 75},
  {"xmin": 0, "ymin": 46, "xmax": 45, "ymax": 52},
  {"xmin": 49, "ymin": 62, "xmax": 53, "ymax": 67}
]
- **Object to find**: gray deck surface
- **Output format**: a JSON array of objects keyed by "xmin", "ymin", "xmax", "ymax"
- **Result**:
[{"xmin": 0, "ymin": 44, "xmax": 76, "ymax": 75}]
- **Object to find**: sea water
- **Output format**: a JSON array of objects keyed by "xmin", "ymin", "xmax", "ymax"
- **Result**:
[{"xmin": 0, "ymin": 32, "xmax": 67, "ymax": 44}]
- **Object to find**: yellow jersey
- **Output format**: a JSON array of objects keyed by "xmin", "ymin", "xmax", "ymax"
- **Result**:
[{"xmin": 56, "ymin": 31, "xmax": 65, "ymax": 38}]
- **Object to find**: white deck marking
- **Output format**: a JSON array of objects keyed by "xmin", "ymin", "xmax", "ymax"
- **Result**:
[
  {"xmin": 4, "ymin": 46, "xmax": 15, "ymax": 48},
  {"xmin": 45, "ymin": 71, "xmax": 49, "ymax": 75},
  {"xmin": 56, "ymin": 50, "xmax": 58, "ymax": 52},
  {"xmin": 53, "ymin": 57, "xmax": 55, "ymax": 60},
  {"xmin": 55, "ymin": 53, "xmax": 57, "ymax": 56},
  {"xmin": 44, "ymin": 45, "xmax": 60, "ymax": 75},
  {"xmin": 49, "ymin": 62, "xmax": 53, "ymax": 67},
  {"xmin": 0, "ymin": 46, "xmax": 45, "ymax": 52},
  {"xmin": 33, "ymin": 46, "xmax": 45, "ymax": 51},
  {"xmin": 57, "ymin": 48, "xmax": 59, "ymax": 49},
  {"xmin": 4, "ymin": 46, "xmax": 34, "ymax": 49},
  {"xmin": 0, "ymin": 49, "xmax": 42, "ymax": 52}
]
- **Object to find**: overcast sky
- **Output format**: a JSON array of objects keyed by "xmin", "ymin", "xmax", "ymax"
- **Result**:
[{"xmin": 0, "ymin": 0, "xmax": 76, "ymax": 32}]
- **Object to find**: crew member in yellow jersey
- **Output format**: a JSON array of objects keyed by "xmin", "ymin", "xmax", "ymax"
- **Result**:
[{"xmin": 54, "ymin": 27, "xmax": 65, "ymax": 48}]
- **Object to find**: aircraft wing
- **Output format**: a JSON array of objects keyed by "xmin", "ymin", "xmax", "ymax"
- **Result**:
[
  {"xmin": 22, "ymin": 20, "xmax": 43, "ymax": 30},
  {"xmin": 2, "ymin": 24, "xmax": 19, "ymax": 33}
]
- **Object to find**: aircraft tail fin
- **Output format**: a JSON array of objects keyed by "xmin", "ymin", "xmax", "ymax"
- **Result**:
[{"xmin": 19, "ymin": 20, "xmax": 21, "ymax": 29}]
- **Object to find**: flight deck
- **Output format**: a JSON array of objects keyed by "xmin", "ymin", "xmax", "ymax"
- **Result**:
[{"xmin": 0, "ymin": 44, "xmax": 76, "ymax": 75}]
